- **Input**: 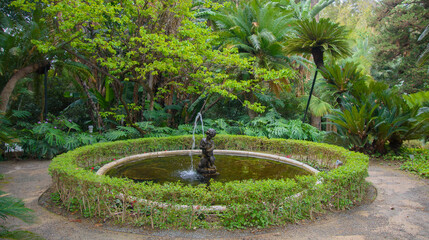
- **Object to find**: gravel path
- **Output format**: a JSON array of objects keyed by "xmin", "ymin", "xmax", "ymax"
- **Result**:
[{"xmin": 1, "ymin": 159, "xmax": 428, "ymax": 240}]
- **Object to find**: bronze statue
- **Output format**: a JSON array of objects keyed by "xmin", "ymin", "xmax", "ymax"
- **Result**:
[{"xmin": 197, "ymin": 128, "xmax": 218, "ymax": 175}]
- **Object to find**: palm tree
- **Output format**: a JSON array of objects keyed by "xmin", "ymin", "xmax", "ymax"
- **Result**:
[
  {"xmin": 211, "ymin": 0, "xmax": 294, "ymax": 71},
  {"xmin": 285, "ymin": 18, "xmax": 352, "ymax": 122},
  {"xmin": 209, "ymin": 0, "xmax": 300, "ymax": 117}
]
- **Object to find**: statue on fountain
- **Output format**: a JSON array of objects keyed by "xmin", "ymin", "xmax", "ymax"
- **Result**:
[{"xmin": 197, "ymin": 128, "xmax": 218, "ymax": 175}]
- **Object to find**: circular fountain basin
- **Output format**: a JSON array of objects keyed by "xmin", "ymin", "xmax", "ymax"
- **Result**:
[{"xmin": 97, "ymin": 150, "xmax": 319, "ymax": 185}]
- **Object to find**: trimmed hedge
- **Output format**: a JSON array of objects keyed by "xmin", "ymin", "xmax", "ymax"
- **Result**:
[{"xmin": 49, "ymin": 135, "xmax": 368, "ymax": 229}]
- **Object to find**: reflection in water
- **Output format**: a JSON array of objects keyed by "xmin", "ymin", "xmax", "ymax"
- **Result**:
[{"xmin": 106, "ymin": 155, "xmax": 310, "ymax": 186}]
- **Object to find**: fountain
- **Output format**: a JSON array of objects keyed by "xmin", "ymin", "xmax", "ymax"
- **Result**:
[
  {"xmin": 101, "ymin": 126, "xmax": 313, "ymax": 184},
  {"xmin": 50, "ymin": 134, "xmax": 369, "ymax": 229},
  {"xmin": 196, "ymin": 128, "xmax": 218, "ymax": 176}
]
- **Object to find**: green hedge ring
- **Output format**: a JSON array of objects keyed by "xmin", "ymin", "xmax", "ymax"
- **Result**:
[{"xmin": 49, "ymin": 135, "xmax": 369, "ymax": 229}]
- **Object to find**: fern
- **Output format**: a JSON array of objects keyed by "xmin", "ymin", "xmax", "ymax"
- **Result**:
[
  {"xmin": 0, "ymin": 114, "xmax": 14, "ymax": 143},
  {"xmin": 11, "ymin": 110, "xmax": 31, "ymax": 119},
  {"xmin": 175, "ymin": 124, "xmax": 193, "ymax": 135},
  {"xmin": 103, "ymin": 130, "xmax": 128, "ymax": 141}
]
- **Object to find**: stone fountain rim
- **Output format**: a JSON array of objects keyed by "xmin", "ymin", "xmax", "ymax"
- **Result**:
[
  {"xmin": 96, "ymin": 149, "xmax": 320, "ymax": 176},
  {"xmin": 96, "ymin": 150, "xmax": 320, "ymax": 212}
]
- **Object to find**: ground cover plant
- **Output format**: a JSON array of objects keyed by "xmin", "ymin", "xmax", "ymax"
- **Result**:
[
  {"xmin": 49, "ymin": 135, "xmax": 368, "ymax": 229},
  {"xmin": 382, "ymin": 148, "xmax": 429, "ymax": 178}
]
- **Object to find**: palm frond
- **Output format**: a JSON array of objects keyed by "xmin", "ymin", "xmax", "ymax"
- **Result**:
[
  {"xmin": 285, "ymin": 18, "xmax": 352, "ymax": 60},
  {"xmin": 308, "ymin": 95, "xmax": 332, "ymax": 117},
  {"xmin": 310, "ymin": 0, "xmax": 335, "ymax": 19},
  {"xmin": 0, "ymin": 227, "xmax": 44, "ymax": 240},
  {"xmin": 0, "ymin": 191, "xmax": 35, "ymax": 223}
]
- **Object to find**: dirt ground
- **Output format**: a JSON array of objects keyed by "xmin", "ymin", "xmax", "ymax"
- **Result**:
[{"xmin": 1, "ymin": 159, "xmax": 429, "ymax": 240}]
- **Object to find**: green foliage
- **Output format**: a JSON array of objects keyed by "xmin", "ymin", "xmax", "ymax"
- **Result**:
[
  {"xmin": 400, "ymin": 149, "xmax": 429, "ymax": 178},
  {"xmin": 326, "ymin": 99, "xmax": 377, "ymax": 151},
  {"xmin": 370, "ymin": 0, "xmax": 429, "ymax": 93},
  {"xmin": 285, "ymin": 18, "xmax": 352, "ymax": 67},
  {"xmin": 0, "ymin": 112, "xmax": 17, "ymax": 161},
  {"xmin": 319, "ymin": 61, "xmax": 369, "ymax": 104},
  {"xmin": 0, "ymin": 227, "xmax": 45, "ymax": 240},
  {"xmin": 0, "ymin": 112, "xmax": 14, "ymax": 144},
  {"xmin": 12, "ymin": 0, "xmax": 270, "ymax": 120},
  {"xmin": 0, "ymin": 191, "xmax": 34, "ymax": 223},
  {"xmin": 417, "ymin": 24, "xmax": 429, "ymax": 72},
  {"xmin": 191, "ymin": 110, "xmax": 324, "ymax": 141},
  {"xmin": 19, "ymin": 116, "xmax": 100, "ymax": 159},
  {"xmin": 275, "ymin": 0, "xmax": 334, "ymax": 20},
  {"xmin": 325, "ymin": 74, "xmax": 429, "ymax": 154},
  {"xmin": 245, "ymin": 110, "xmax": 324, "ymax": 141},
  {"xmin": 0, "ymin": 189, "xmax": 44, "ymax": 240},
  {"xmin": 319, "ymin": 0, "xmax": 376, "ymax": 74},
  {"xmin": 48, "ymin": 135, "xmax": 368, "ymax": 229},
  {"xmin": 211, "ymin": 0, "xmax": 292, "ymax": 69},
  {"xmin": 209, "ymin": 0, "xmax": 296, "ymax": 98}
]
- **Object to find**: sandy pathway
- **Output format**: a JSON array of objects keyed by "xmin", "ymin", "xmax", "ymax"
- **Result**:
[{"xmin": 1, "ymin": 160, "xmax": 428, "ymax": 240}]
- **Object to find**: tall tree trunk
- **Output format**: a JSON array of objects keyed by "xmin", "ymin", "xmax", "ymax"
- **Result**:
[
  {"xmin": 0, "ymin": 62, "xmax": 49, "ymax": 112},
  {"xmin": 311, "ymin": 47, "xmax": 324, "ymax": 69},
  {"xmin": 311, "ymin": 114, "xmax": 321, "ymax": 130},
  {"xmin": 303, "ymin": 47, "xmax": 325, "ymax": 122}
]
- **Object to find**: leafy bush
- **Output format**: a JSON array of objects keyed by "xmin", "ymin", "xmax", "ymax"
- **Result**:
[
  {"xmin": 49, "ymin": 135, "xmax": 368, "ymax": 229},
  {"xmin": 18, "ymin": 116, "xmax": 101, "ymax": 159},
  {"xmin": 400, "ymin": 149, "xmax": 429, "ymax": 178},
  {"xmin": 326, "ymin": 77, "xmax": 429, "ymax": 154}
]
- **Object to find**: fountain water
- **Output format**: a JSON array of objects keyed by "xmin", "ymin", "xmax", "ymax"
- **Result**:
[
  {"xmin": 191, "ymin": 112, "xmax": 204, "ymax": 151},
  {"xmin": 179, "ymin": 112, "xmax": 205, "ymax": 180}
]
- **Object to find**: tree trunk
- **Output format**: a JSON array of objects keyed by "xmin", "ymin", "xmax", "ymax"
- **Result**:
[
  {"xmin": 311, "ymin": 47, "xmax": 324, "ymax": 69},
  {"xmin": 0, "ymin": 62, "xmax": 49, "ymax": 112},
  {"xmin": 373, "ymin": 140, "xmax": 387, "ymax": 155},
  {"xmin": 303, "ymin": 47, "xmax": 325, "ymax": 122},
  {"xmin": 389, "ymin": 133, "xmax": 403, "ymax": 153},
  {"xmin": 311, "ymin": 114, "xmax": 321, "ymax": 130}
]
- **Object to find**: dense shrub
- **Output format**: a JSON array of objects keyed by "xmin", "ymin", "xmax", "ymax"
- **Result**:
[{"xmin": 49, "ymin": 135, "xmax": 368, "ymax": 229}]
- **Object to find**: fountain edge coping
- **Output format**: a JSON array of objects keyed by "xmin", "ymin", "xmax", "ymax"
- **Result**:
[{"xmin": 96, "ymin": 150, "xmax": 320, "ymax": 212}]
